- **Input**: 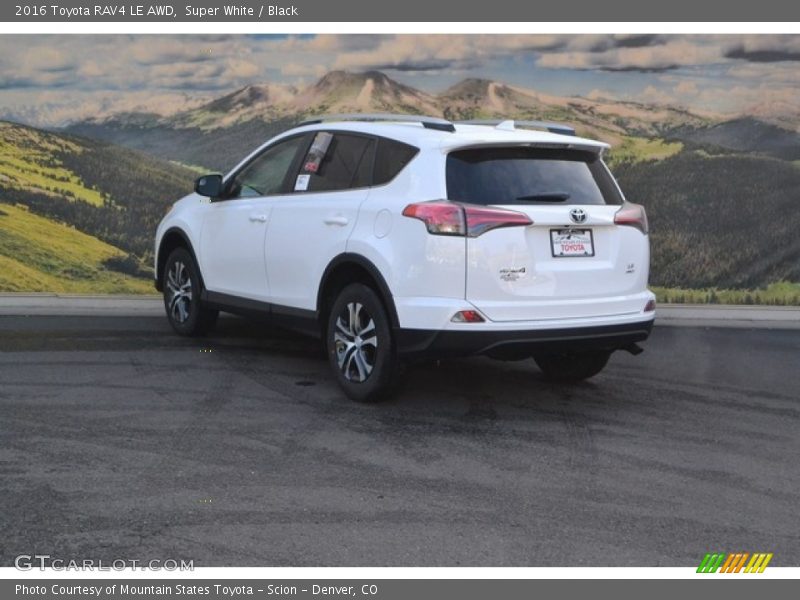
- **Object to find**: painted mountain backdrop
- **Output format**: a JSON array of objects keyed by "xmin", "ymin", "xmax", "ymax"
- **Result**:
[
  {"xmin": 67, "ymin": 70, "xmax": 720, "ymax": 171},
  {"xmin": 2, "ymin": 70, "xmax": 800, "ymax": 300}
]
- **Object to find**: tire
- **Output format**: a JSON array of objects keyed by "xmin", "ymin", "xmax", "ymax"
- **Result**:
[
  {"xmin": 326, "ymin": 283, "xmax": 400, "ymax": 403},
  {"xmin": 162, "ymin": 247, "xmax": 218, "ymax": 336},
  {"xmin": 534, "ymin": 350, "xmax": 611, "ymax": 382}
]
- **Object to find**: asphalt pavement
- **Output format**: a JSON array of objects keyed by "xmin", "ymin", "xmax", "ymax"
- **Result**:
[{"xmin": 0, "ymin": 314, "xmax": 798, "ymax": 566}]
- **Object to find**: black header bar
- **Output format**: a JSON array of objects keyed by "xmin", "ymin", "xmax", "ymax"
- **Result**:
[{"xmin": 2, "ymin": 0, "xmax": 799, "ymax": 22}]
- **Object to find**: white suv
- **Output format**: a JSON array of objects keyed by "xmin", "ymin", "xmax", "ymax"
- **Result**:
[{"xmin": 155, "ymin": 114, "xmax": 655, "ymax": 401}]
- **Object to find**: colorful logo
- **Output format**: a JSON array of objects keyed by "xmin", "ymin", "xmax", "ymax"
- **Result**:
[{"xmin": 697, "ymin": 552, "xmax": 773, "ymax": 573}]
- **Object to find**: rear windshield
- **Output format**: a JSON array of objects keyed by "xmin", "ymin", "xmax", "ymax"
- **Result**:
[{"xmin": 446, "ymin": 147, "xmax": 623, "ymax": 206}]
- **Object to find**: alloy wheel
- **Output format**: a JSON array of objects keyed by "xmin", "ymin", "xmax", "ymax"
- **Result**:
[
  {"xmin": 166, "ymin": 260, "xmax": 193, "ymax": 323},
  {"xmin": 334, "ymin": 302, "xmax": 377, "ymax": 382}
]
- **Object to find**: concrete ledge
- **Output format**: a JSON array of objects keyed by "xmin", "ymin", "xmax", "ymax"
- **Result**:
[
  {"xmin": 656, "ymin": 304, "xmax": 800, "ymax": 329},
  {"xmin": 0, "ymin": 294, "xmax": 798, "ymax": 329},
  {"xmin": 0, "ymin": 293, "xmax": 163, "ymax": 316}
]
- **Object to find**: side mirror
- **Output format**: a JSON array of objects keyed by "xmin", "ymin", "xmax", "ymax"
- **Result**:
[{"xmin": 194, "ymin": 174, "xmax": 223, "ymax": 198}]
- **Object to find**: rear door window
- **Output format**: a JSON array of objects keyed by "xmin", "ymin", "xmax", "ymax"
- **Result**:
[
  {"xmin": 446, "ymin": 147, "xmax": 623, "ymax": 206},
  {"xmin": 297, "ymin": 132, "xmax": 375, "ymax": 193}
]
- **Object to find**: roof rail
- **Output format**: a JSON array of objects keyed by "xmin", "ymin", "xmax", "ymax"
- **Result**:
[
  {"xmin": 297, "ymin": 113, "xmax": 456, "ymax": 133},
  {"xmin": 458, "ymin": 119, "xmax": 576, "ymax": 136}
]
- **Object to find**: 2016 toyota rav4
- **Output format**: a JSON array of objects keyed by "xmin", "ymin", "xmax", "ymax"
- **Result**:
[{"xmin": 155, "ymin": 114, "xmax": 655, "ymax": 402}]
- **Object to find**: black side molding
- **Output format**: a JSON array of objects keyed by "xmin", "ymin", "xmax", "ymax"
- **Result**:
[{"xmin": 202, "ymin": 291, "xmax": 320, "ymax": 338}]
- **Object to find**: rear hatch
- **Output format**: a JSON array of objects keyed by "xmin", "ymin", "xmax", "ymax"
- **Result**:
[{"xmin": 447, "ymin": 146, "xmax": 649, "ymax": 322}]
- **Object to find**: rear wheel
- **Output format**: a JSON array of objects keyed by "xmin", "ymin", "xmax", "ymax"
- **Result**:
[
  {"xmin": 534, "ymin": 350, "xmax": 611, "ymax": 382},
  {"xmin": 326, "ymin": 283, "xmax": 399, "ymax": 403},
  {"xmin": 162, "ymin": 247, "xmax": 218, "ymax": 336}
]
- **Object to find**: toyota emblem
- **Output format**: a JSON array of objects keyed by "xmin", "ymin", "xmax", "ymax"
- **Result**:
[{"xmin": 569, "ymin": 208, "xmax": 587, "ymax": 224}]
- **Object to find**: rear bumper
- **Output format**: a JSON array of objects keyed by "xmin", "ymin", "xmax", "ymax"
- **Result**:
[{"xmin": 395, "ymin": 318, "xmax": 654, "ymax": 360}]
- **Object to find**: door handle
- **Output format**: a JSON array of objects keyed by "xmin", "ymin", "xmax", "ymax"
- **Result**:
[
  {"xmin": 324, "ymin": 215, "xmax": 349, "ymax": 226},
  {"xmin": 249, "ymin": 214, "xmax": 268, "ymax": 223}
]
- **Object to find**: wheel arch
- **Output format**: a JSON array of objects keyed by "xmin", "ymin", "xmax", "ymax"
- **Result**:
[
  {"xmin": 317, "ymin": 254, "xmax": 399, "ymax": 331},
  {"xmin": 156, "ymin": 227, "xmax": 204, "ymax": 292}
]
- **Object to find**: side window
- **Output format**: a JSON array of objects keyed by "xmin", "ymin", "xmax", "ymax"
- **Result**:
[
  {"xmin": 296, "ymin": 133, "xmax": 375, "ymax": 193},
  {"xmin": 373, "ymin": 138, "xmax": 419, "ymax": 185},
  {"xmin": 226, "ymin": 135, "xmax": 308, "ymax": 199}
]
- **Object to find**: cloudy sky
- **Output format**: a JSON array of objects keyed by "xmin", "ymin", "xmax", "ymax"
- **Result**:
[{"xmin": 1, "ymin": 34, "xmax": 799, "ymax": 126}]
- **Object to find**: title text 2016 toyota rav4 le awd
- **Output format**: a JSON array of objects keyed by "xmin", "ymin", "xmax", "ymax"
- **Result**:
[{"xmin": 155, "ymin": 115, "xmax": 655, "ymax": 402}]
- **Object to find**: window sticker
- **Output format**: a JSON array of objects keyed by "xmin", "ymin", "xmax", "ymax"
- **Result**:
[
  {"xmin": 301, "ymin": 132, "xmax": 333, "ymax": 174},
  {"xmin": 294, "ymin": 173, "xmax": 311, "ymax": 191}
]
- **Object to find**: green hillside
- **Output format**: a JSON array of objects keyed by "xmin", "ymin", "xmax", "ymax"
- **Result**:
[
  {"xmin": 615, "ymin": 149, "xmax": 800, "ymax": 289},
  {"xmin": 0, "ymin": 120, "xmax": 197, "ymax": 293},
  {"xmin": 0, "ymin": 122, "xmax": 105, "ymax": 206},
  {"xmin": 671, "ymin": 118, "xmax": 800, "ymax": 161},
  {"xmin": 605, "ymin": 136, "xmax": 683, "ymax": 167},
  {"xmin": 0, "ymin": 203, "xmax": 152, "ymax": 293}
]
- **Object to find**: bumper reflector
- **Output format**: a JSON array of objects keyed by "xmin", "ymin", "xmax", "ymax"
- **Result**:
[
  {"xmin": 451, "ymin": 310, "xmax": 485, "ymax": 323},
  {"xmin": 644, "ymin": 299, "xmax": 656, "ymax": 312}
]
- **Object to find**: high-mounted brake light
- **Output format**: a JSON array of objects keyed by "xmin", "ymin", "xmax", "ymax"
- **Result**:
[
  {"xmin": 402, "ymin": 201, "xmax": 532, "ymax": 238},
  {"xmin": 614, "ymin": 203, "xmax": 648, "ymax": 234}
]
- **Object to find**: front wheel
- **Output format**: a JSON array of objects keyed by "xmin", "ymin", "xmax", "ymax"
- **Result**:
[
  {"xmin": 534, "ymin": 350, "xmax": 611, "ymax": 382},
  {"xmin": 162, "ymin": 247, "xmax": 218, "ymax": 336},
  {"xmin": 326, "ymin": 283, "xmax": 400, "ymax": 403}
]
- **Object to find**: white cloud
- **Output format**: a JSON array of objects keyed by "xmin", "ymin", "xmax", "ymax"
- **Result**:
[
  {"xmin": 726, "ymin": 61, "xmax": 800, "ymax": 84},
  {"xmin": 586, "ymin": 89, "xmax": 616, "ymax": 101},
  {"xmin": 281, "ymin": 63, "xmax": 328, "ymax": 78},
  {"xmin": 674, "ymin": 80, "xmax": 698, "ymax": 96},
  {"xmin": 1, "ymin": 34, "xmax": 800, "ymax": 127},
  {"xmin": 537, "ymin": 38, "xmax": 724, "ymax": 71},
  {"xmin": 329, "ymin": 35, "xmax": 569, "ymax": 72},
  {"xmin": 640, "ymin": 85, "xmax": 678, "ymax": 105}
]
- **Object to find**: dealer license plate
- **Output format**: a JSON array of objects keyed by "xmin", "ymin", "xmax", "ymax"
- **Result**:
[{"xmin": 550, "ymin": 229, "xmax": 595, "ymax": 257}]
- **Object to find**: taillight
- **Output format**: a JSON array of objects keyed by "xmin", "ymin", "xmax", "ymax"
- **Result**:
[
  {"xmin": 401, "ymin": 201, "xmax": 465, "ymax": 236},
  {"xmin": 614, "ymin": 203, "xmax": 648, "ymax": 234},
  {"xmin": 466, "ymin": 205, "xmax": 533, "ymax": 237},
  {"xmin": 402, "ymin": 201, "xmax": 532, "ymax": 238}
]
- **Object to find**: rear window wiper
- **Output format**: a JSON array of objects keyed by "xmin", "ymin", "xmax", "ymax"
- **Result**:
[{"xmin": 515, "ymin": 192, "xmax": 571, "ymax": 202}]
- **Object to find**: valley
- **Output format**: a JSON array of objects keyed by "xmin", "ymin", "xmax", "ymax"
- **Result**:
[{"xmin": 2, "ymin": 69, "xmax": 798, "ymax": 300}]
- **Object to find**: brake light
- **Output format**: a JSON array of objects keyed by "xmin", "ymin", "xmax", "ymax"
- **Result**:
[
  {"xmin": 402, "ymin": 201, "xmax": 532, "ymax": 237},
  {"xmin": 614, "ymin": 203, "xmax": 648, "ymax": 234},
  {"xmin": 402, "ymin": 201, "xmax": 465, "ymax": 236}
]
